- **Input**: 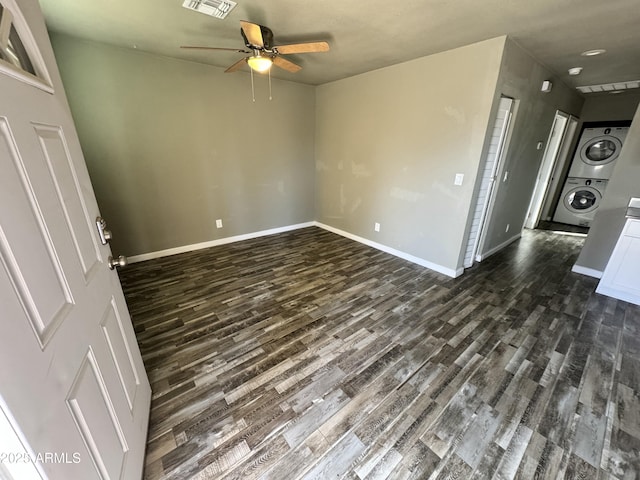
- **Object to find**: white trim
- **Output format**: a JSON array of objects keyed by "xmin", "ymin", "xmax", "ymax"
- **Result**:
[
  {"xmin": 475, "ymin": 233, "xmax": 521, "ymax": 262},
  {"xmin": 571, "ymin": 264, "xmax": 603, "ymax": 279},
  {"xmin": 128, "ymin": 220, "xmax": 465, "ymax": 278},
  {"xmin": 0, "ymin": 58, "xmax": 53, "ymax": 93},
  {"xmin": 127, "ymin": 222, "xmax": 315, "ymax": 263},
  {"xmin": 595, "ymin": 284, "xmax": 640, "ymax": 306},
  {"xmin": 314, "ymin": 222, "xmax": 463, "ymax": 278},
  {"xmin": 469, "ymin": 96, "xmax": 515, "ymax": 267}
]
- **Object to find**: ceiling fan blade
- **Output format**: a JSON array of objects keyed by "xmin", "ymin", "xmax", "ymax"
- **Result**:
[
  {"xmin": 225, "ymin": 58, "xmax": 247, "ymax": 73},
  {"xmin": 181, "ymin": 46, "xmax": 250, "ymax": 53},
  {"xmin": 275, "ymin": 42, "xmax": 330, "ymax": 54},
  {"xmin": 240, "ymin": 20, "xmax": 264, "ymax": 48},
  {"xmin": 273, "ymin": 56, "xmax": 302, "ymax": 73}
]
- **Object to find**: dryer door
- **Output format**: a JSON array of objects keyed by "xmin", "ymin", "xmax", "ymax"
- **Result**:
[{"xmin": 580, "ymin": 135, "xmax": 623, "ymax": 166}]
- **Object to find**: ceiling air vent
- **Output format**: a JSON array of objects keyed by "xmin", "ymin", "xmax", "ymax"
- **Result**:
[
  {"xmin": 576, "ymin": 80, "xmax": 640, "ymax": 94},
  {"xmin": 182, "ymin": 0, "xmax": 237, "ymax": 19}
]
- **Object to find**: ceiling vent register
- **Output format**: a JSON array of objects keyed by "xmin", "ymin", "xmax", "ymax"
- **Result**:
[
  {"xmin": 182, "ymin": 0, "xmax": 237, "ymax": 19},
  {"xmin": 576, "ymin": 80, "xmax": 640, "ymax": 94}
]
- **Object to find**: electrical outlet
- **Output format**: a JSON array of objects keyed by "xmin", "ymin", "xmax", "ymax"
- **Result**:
[
  {"xmin": 216, "ymin": 219, "xmax": 223, "ymax": 229},
  {"xmin": 454, "ymin": 173, "xmax": 464, "ymax": 186},
  {"xmin": 374, "ymin": 222, "xmax": 381, "ymax": 232}
]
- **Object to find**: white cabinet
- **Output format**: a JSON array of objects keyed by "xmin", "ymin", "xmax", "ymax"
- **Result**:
[{"xmin": 596, "ymin": 218, "xmax": 640, "ymax": 306}]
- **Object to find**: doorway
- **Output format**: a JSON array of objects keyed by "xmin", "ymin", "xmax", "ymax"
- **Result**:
[
  {"xmin": 463, "ymin": 96, "xmax": 514, "ymax": 268},
  {"xmin": 524, "ymin": 111, "xmax": 579, "ymax": 229}
]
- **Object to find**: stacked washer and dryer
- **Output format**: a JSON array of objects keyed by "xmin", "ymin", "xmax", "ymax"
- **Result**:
[{"xmin": 553, "ymin": 124, "xmax": 629, "ymax": 227}]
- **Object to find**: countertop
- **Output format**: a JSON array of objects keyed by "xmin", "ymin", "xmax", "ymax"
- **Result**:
[{"xmin": 627, "ymin": 197, "xmax": 640, "ymax": 219}]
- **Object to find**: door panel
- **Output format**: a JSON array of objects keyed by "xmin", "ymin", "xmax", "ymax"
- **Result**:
[
  {"xmin": 0, "ymin": 117, "xmax": 73, "ymax": 346},
  {"xmin": 67, "ymin": 349, "xmax": 129, "ymax": 480},
  {"xmin": 101, "ymin": 299, "xmax": 143, "ymax": 413},
  {"xmin": 34, "ymin": 123, "xmax": 102, "ymax": 278}
]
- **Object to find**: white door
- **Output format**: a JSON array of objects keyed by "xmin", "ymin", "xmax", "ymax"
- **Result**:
[
  {"xmin": 463, "ymin": 96, "xmax": 513, "ymax": 268},
  {"xmin": 524, "ymin": 110, "xmax": 569, "ymax": 229},
  {"xmin": 0, "ymin": 1, "xmax": 150, "ymax": 479},
  {"xmin": 540, "ymin": 115, "xmax": 579, "ymax": 221}
]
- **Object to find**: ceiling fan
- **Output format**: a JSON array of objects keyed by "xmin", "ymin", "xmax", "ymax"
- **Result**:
[{"xmin": 181, "ymin": 20, "xmax": 330, "ymax": 74}]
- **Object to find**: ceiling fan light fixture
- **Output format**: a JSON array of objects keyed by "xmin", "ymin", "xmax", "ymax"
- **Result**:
[{"xmin": 247, "ymin": 55, "xmax": 273, "ymax": 72}]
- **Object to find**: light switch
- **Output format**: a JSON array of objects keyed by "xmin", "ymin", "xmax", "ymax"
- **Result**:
[{"xmin": 454, "ymin": 173, "xmax": 464, "ymax": 186}]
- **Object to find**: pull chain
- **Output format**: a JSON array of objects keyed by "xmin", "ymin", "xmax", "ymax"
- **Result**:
[
  {"xmin": 249, "ymin": 67, "xmax": 273, "ymax": 102},
  {"xmin": 250, "ymin": 67, "xmax": 256, "ymax": 102}
]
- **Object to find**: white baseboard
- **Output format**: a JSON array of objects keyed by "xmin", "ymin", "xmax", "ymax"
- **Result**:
[
  {"xmin": 314, "ymin": 222, "xmax": 463, "ymax": 278},
  {"xmin": 127, "ymin": 222, "xmax": 315, "ymax": 263},
  {"xmin": 571, "ymin": 265, "xmax": 603, "ymax": 279},
  {"xmin": 128, "ymin": 220, "xmax": 463, "ymax": 278},
  {"xmin": 475, "ymin": 233, "xmax": 521, "ymax": 262}
]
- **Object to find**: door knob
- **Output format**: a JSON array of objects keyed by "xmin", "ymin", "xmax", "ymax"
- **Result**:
[{"xmin": 108, "ymin": 255, "xmax": 128, "ymax": 270}]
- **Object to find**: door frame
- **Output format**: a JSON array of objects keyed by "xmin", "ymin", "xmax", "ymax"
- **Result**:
[
  {"xmin": 540, "ymin": 115, "xmax": 579, "ymax": 221},
  {"xmin": 467, "ymin": 96, "xmax": 515, "ymax": 267},
  {"xmin": 524, "ymin": 110, "xmax": 572, "ymax": 229}
]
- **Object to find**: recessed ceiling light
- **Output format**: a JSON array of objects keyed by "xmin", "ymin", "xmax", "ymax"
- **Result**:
[
  {"xmin": 581, "ymin": 49, "xmax": 606, "ymax": 57},
  {"xmin": 568, "ymin": 67, "xmax": 583, "ymax": 76}
]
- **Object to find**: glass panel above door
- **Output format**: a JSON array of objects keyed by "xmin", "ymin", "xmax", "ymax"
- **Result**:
[{"xmin": 0, "ymin": 0, "xmax": 52, "ymax": 90}]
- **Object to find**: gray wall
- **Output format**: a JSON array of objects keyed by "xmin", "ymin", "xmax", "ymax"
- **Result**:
[
  {"xmin": 51, "ymin": 32, "xmax": 593, "ymax": 276},
  {"xmin": 477, "ymin": 39, "xmax": 584, "ymax": 257},
  {"xmin": 580, "ymin": 92, "xmax": 640, "ymax": 122},
  {"xmin": 314, "ymin": 37, "xmax": 505, "ymax": 274},
  {"xmin": 50, "ymin": 33, "xmax": 316, "ymax": 256},
  {"xmin": 574, "ymin": 105, "xmax": 640, "ymax": 272}
]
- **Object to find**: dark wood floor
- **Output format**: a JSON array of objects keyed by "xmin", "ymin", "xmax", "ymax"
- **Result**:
[
  {"xmin": 119, "ymin": 227, "xmax": 640, "ymax": 480},
  {"xmin": 536, "ymin": 220, "xmax": 589, "ymax": 236}
]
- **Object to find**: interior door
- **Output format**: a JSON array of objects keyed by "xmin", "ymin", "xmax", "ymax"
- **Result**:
[
  {"xmin": 463, "ymin": 96, "xmax": 514, "ymax": 268},
  {"xmin": 0, "ymin": 1, "xmax": 150, "ymax": 479},
  {"xmin": 540, "ymin": 115, "xmax": 578, "ymax": 221},
  {"xmin": 524, "ymin": 110, "xmax": 569, "ymax": 229}
]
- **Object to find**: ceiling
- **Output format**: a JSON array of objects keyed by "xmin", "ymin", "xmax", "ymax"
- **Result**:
[{"xmin": 38, "ymin": 0, "xmax": 640, "ymax": 92}]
